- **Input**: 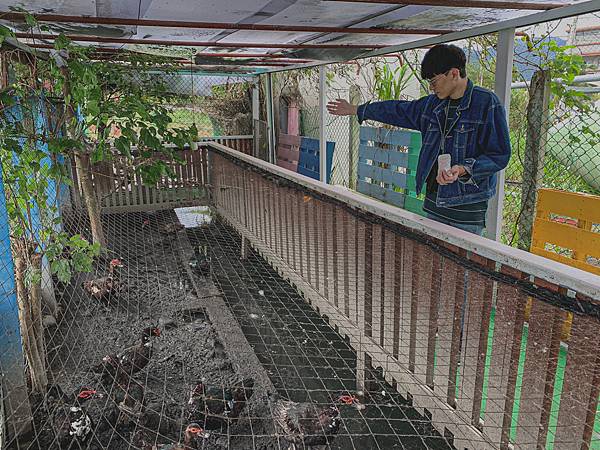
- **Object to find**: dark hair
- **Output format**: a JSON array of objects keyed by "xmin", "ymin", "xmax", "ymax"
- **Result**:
[{"xmin": 421, "ymin": 44, "xmax": 467, "ymax": 80}]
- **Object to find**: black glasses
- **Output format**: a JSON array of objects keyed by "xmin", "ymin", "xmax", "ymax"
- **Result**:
[{"xmin": 427, "ymin": 70, "xmax": 451, "ymax": 87}]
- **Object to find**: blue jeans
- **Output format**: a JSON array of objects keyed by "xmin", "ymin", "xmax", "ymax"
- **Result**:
[{"xmin": 425, "ymin": 213, "xmax": 485, "ymax": 236}]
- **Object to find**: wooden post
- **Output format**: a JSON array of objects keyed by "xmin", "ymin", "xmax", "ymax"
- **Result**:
[
  {"xmin": 349, "ymin": 85, "xmax": 361, "ymax": 190},
  {"xmin": 252, "ymin": 80, "xmax": 260, "ymax": 158},
  {"xmin": 517, "ymin": 69, "xmax": 551, "ymax": 250}
]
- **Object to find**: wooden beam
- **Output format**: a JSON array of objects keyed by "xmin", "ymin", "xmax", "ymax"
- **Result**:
[
  {"xmin": 1, "ymin": 11, "xmax": 449, "ymax": 35},
  {"xmin": 14, "ymin": 33, "xmax": 388, "ymax": 49},
  {"xmin": 324, "ymin": 0, "xmax": 568, "ymax": 10}
]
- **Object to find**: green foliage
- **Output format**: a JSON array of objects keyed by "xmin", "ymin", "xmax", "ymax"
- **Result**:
[
  {"xmin": 522, "ymin": 38, "xmax": 589, "ymax": 111},
  {"xmin": 374, "ymin": 63, "xmax": 415, "ymax": 101},
  {"xmin": 0, "ymin": 14, "xmax": 198, "ymax": 283},
  {"xmin": 46, "ymin": 233, "xmax": 101, "ymax": 283},
  {"xmin": 0, "ymin": 97, "xmax": 99, "ymax": 285},
  {"xmin": 28, "ymin": 33, "xmax": 199, "ymax": 185},
  {"xmin": 0, "ymin": 23, "xmax": 15, "ymax": 47},
  {"xmin": 516, "ymin": 35, "xmax": 594, "ymax": 149}
]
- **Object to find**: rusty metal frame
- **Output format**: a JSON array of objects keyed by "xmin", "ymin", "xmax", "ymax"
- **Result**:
[
  {"xmin": 25, "ymin": 43, "xmax": 316, "ymax": 60},
  {"xmin": 14, "ymin": 32, "xmax": 388, "ymax": 49},
  {"xmin": 2, "ymin": 12, "xmax": 450, "ymax": 35},
  {"xmin": 323, "ymin": 0, "xmax": 569, "ymax": 10}
]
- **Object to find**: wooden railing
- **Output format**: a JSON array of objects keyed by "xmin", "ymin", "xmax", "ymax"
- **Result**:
[
  {"xmin": 70, "ymin": 135, "xmax": 252, "ymax": 213},
  {"xmin": 207, "ymin": 141, "xmax": 600, "ymax": 450},
  {"xmin": 198, "ymin": 135, "xmax": 253, "ymax": 156}
]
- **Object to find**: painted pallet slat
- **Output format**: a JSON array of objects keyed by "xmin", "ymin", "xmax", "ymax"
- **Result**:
[{"xmin": 357, "ymin": 126, "xmax": 424, "ymax": 216}]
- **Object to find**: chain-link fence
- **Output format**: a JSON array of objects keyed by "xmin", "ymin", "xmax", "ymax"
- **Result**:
[
  {"xmin": 133, "ymin": 71, "xmax": 256, "ymax": 138},
  {"xmin": 262, "ymin": 19, "xmax": 599, "ymax": 260},
  {"xmin": 2, "ymin": 12, "xmax": 600, "ymax": 450}
]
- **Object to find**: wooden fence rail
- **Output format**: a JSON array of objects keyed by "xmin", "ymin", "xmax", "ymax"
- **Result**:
[
  {"xmin": 208, "ymin": 141, "xmax": 600, "ymax": 450},
  {"xmin": 70, "ymin": 136, "xmax": 252, "ymax": 213}
]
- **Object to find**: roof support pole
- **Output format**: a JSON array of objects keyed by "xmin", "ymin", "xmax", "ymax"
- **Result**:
[
  {"xmin": 486, "ymin": 27, "xmax": 515, "ymax": 241},
  {"xmin": 252, "ymin": 80, "xmax": 260, "ymax": 158},
  {"xmin": 319, "ymin": 66, "xmax": 327, "ymax": 183},
  {"xmin": 265, "ymin": 73, "xmax": 276, "ymax": 164}
]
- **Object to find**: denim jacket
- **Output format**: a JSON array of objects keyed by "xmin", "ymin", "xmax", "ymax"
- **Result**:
[{"xmin": 357, "ymin": 80, "xmax": 511, "ymax": 207}]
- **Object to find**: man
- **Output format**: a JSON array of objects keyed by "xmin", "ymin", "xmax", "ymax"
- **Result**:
[{"xmin": 327, "ymin": 44, "xmax": 511, "ymax": 236}]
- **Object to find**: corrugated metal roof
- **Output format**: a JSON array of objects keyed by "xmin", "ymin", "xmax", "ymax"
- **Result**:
[{"xmin": 1, "ymin": 0, "xmax": 597, "ymax": 73}]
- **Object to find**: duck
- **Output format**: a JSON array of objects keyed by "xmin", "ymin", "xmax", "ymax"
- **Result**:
[
  {"xmin": 93, "ymin": 327, "xmax": 161, "ymax": 381},
  {"xmin": 186, "ymin": 378, "xmax": 254, "ymax": 429},
  {"xmin": 133, "ymin": 422, "xmax": 208, "ymax": 450},
  {"xmin": 82, "ymin": 258, "xmax": 123, "ymax": 301},
  {"xmin": 72, "ymin": 386, "xmax": 120, "ymax": 434},
  {"xmin": 270, "ymin": 394, "xmax": 344, "ymax": 450},
  {"xmin": 46, "ymin": 384, "xmax": 96, "ymax": 447},
  {"xmin": 92, "ymin": 353, "xmax": 128, "ymax": 386}
]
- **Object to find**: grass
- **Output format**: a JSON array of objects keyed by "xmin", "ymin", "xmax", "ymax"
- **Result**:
[
  {"xmin": 475, "ymin": 315, "xmax": 600, "ymax": 448},
  {"xmin": 168, "ymin": 108, "xmax": 214, "ymax": 136}
]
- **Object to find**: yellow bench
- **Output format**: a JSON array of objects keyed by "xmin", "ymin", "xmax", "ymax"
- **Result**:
[{"xmin": 531, "ymin": 188, "xmax": 600, "ymax": 276}]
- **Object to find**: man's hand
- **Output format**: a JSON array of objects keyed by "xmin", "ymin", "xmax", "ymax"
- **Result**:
[
  {"xmin": 326, "ymin": 99, "xmax": 358, "ymax": 116},
  {"xmin": 436, "ymin": 165, "xmax": 466, "ymax": 185}
]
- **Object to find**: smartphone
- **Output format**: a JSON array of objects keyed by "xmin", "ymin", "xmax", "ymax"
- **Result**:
[{"xmin": 438, "ymin": 154, "xmax": 451, "ymax": 175}]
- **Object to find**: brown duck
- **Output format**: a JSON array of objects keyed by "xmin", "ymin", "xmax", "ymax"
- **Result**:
[
  {"xmin": 82, "ymin": 258, "xmax": 123, "ymax": 301},
  {"xmin": 93, "ymin": 327, "xmax": 161, "ymax": 381},
  {"xmin": 271, "ymin": 394, "xmax": 346, "ymax": 450}
]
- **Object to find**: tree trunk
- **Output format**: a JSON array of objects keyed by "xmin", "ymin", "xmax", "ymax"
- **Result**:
[
  {"xmin": 14, "ymin": 252, "xmax": 48, "ymax": 393},
  {"xmin": 517, "ymin": 70, "xmax": 551, "ymax": 250},
  {"xmin": 29, "ymin": 254, "xmax": 46, "ymax": 367},
  {"xmin": 59, "ymin": 66, "xmax": 105, "ymax": 247},
  {"xmin": 75, "ymin": 151, "xmax": 106, "ymax": 247}
]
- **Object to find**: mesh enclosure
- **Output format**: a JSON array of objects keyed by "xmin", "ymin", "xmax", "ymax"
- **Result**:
[
  {"xmin": 210, "ymin": 143, "xmax": 600, "ymax": 450},
  {"xmin": 127, "ymin": 70, "xmax": 256, "ymax": 139},
  {"xmin": 1, "ymin": 12, "xmax": 600, "ymax": 450}
]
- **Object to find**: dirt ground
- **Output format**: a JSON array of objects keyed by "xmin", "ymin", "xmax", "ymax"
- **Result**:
[
  {"xmin": 17, "ymin": 208, "xmax": 453, "ymax": 450},
  {"xmin": 22, "ymin": 210, "xmax": 278, "ymax": 450}
]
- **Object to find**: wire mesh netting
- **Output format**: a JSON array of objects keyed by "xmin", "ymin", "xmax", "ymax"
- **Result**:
[
  {"xmin": 140, "ymin": 71, "xmax": 255, "ymax": 139},
  {"xmin": 263, "ymin": 18, "xmax": 599, "ymax": 261},
  {"xmin": 210, "ymin": 148, "xmax": 600, "ymax": 450},
  {"xmin": 1, "ymin": 12, "xmax": 600, "ymax": 450},
  {"xmin": 1, "ymin": 187, "xmax": 457, "ymax": 449},
  {"xmin": 1, "ymin": 126, "xmax": 600, "ymax": 450}
]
